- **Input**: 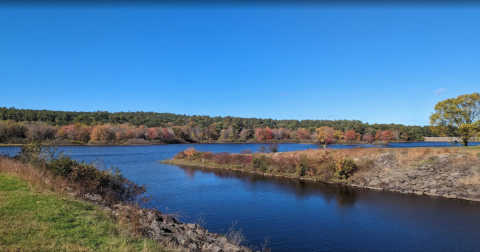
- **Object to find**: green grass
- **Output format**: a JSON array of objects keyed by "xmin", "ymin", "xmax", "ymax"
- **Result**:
[{"xmin": 0, "ymin": 173, "xmax": 168, "ymax": 252}]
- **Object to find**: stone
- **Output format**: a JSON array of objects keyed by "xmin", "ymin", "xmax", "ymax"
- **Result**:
[
  {"xmin": 224, "ymin": 243, "xmax": 241, "ymax": 252},
  {"xmin": 187, "ymin": 223, "xmax": 197, "ymax": 229},
  {"xmin": 147, "ymin": 211, "xmax": 157, "ymax": 222},
  {"xmin": 369, "ymin": 179, "xmax": 380, "ymax": 186},
  {"xmin": 196, "ymin": 228, "xmax": 206, "ymax": 235},
  {"xmin": 84, "ymin": 193, "xmax": 102, "ymax": 202},
  {"xmin": 216, "ymin": 237, "xmax": 228, "ymax": 248},
  {"xmin": 451, "ymin": 173, "xmax": 460, "ymax": 178},
  {"xmin": 211, "ymin": 246, "xmax": 223, "ymax": 252},
  {"xmin": 189, "ymin": 243, "xmax": 198, "ymax": 250},
  {"xmin": 430, "ymin": 189, "xmax": 437, "ymax": 194},
  {"xmin": 186, "ymin": 230, "xmax": 195, "ymax": 238}
]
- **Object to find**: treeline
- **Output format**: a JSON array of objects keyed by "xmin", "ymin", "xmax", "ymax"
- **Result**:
[{"xmin": 0, "ymin": 107, "xmax": 435, "ymax": 144}]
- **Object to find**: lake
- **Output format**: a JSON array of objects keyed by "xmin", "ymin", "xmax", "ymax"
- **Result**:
[{"xmin": 1, "ymin": 143, "xmax": 480, "ymax": 251}]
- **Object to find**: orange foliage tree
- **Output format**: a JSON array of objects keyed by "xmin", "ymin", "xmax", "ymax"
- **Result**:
[
  {"xmin": 344, "ymin": 130, "xmax": 357, "ymax": 141},
  {"xmin": 381, "ymin": 130, "xmax": 394, "ymax": 142},
  {"xmin": 296, "ymin": 128, "xmax": 311, "ymax": 140}
]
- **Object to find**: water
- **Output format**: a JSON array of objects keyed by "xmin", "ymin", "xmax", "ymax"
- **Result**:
[{"xmin": 1, "ymin": 143, "xmax": 480, "ymax": 251}]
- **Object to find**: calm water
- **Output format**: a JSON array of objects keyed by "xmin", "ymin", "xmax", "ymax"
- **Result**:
[{"xmin": 1, "ymin": 143, "xmax": 480, "ymax": 251}]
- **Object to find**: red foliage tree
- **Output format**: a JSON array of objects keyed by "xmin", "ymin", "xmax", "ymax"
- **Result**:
[
  {"xmin": 147, "ymin": 127, "xmax": 159, "ymax": 140},
  {"xmin": 344, "ymin": 130, "xmax": 357, "ymax": 141},
  {"xmin": 255, "ymin": 127, "xmax": 273, "ymax": 141},
  {"xmin": 162, "ymin": 128, "xmax": 170, "ymax": 140},
  {"xmin": 375, "ymin": 130, "xmax": 382, "ymax": 140}
]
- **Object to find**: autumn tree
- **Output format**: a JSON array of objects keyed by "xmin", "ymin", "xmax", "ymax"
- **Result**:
[
  {"xmin": 430, "ymin": 93, "xmax": 480, "ymax": 146},
  {"xmin": 333, "ymin": 130, "xmax": 344, "ymax": 141},
  {"xmin": 344, "ymin": 130, "xmax": 357, "ymax": 141},
  {"xmin": 362, "ymin": 133, "xmax": 374, "ymax": 143},
  {"xmin": 315, "ymin": 126, "xmax": 335, "ymax": 144},
  {"xmin": 296, "ymin": 128, "xmax": 311, "ymax": 140},
  {"xmin": 381, "ymin": 130, "xmax": 394, "ymax": 142}
]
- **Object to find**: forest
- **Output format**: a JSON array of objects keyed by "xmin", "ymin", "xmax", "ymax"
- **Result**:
[{"xmin": 0, "ymin": 107, "xmax": 436, "ymax": 144}]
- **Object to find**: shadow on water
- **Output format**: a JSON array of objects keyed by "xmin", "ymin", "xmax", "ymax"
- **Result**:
[{"xmin": 179, "ymin": 165, "xmax": 359, "ymax": 207}]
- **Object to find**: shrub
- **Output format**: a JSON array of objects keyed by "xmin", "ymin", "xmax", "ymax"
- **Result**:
[
  {"xmin": 213, "ymin": 152, "xmax": 231, "ymax": 164},
  {"xmin": 241, "ymin": 149, "xmax": 252, "ymax": 154},
  {"xmin": 257, "ymin": 145, "xmax": 267, "ymax": 153},
  {"xmin": 268, "ymin": 143, "xmax": 279, "ymax": 153},
  {"xmin": 173, "ymin": 151, "xmax": 187, "ymax": 159},
  {"xmin": 14, "ymin": 141, "xmax": 148, "ymax": 205},
  {"xmin": 334, "ymin": 157, "xmax": 356, "ymax": 179},
  {"xmin": 201, "ymin": 151, "xmax": 214, "ymax": 160},
  {"xmin": 252, "ymin": 155, "xmax": 269, "ymax": 172},
  {"xmin": 295, "ymin": 154, "xmax": 308, "ymax": 176}
]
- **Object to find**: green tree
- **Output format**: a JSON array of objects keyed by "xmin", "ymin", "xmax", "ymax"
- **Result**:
[{"xmin": 430, "ymin": 93, "xmax": 480, "ymax": 146}]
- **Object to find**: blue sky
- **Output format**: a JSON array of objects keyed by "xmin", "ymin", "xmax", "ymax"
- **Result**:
[{"xmin": 1, "ymin": 6, "xmax": 479, "ymax": 126}]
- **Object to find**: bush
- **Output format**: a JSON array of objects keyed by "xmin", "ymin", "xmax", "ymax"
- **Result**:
[
  {"xmin": 295, "ymin": 154, "xmax": 308, "ymax": 176},
  {"xmin": 257, "ymin": 145, "xmax": 267, "ymax": 153},
  {"xmin": 252, "ymin": 155, "xmax": 269, "ymax": 172},
  {"xmin": 241, "ymin": 149, "xmax": 252, "ymax": 154},
  {"xmin": 15, "ymin": 142, "xmax": 148, "ymax": 205},
  {"xmin": 201, "ymin": 151, "xmax": 214, "ymax": 160},
  {"xmin": 173, "ymin": 151, "xmax": 187, "ymax": 159},
  {"xmin": 334, "ymin": 157, "xmax": 356, "ymax": 179},
  {"xmin": 213, "ymin": 152, "xmax": 232, "ymax": 164},
  {"xmin": 268, "ymin": 144, "xmax": 279, "ymax": 153}
]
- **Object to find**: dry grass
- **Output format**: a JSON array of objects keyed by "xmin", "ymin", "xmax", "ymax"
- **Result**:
[
  {"xmin": 0, "ymin": 157, "xmax": 69, "ymax": 195},
  {"xmin": 171, "ymin": 146, "xmax": 480, "ymax": 182}
]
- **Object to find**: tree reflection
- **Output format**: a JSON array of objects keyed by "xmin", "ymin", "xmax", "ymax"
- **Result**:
[{"xmin": 177, "ymin": 165, "xmax": 358, "ymax": 208}]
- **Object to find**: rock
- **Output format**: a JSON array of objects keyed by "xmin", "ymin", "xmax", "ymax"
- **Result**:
[
  {"xmin": 369, "ymin": 179, "xmax": 380, "ymax": 186},
  {"xmin": 187, "ymin": 223, "xmax": 197, "ymax": 229},
  {"xmin": 211, "ymin": 246, "xmax": 223, "ymax": 252},
  {"xmin": 381, "ymin": 178, "xmax": 391, "ymax": 184},
  {"xmin": 451, "ymin": 173, "xmax": 460, "ymax": 178},
  {"xmin": 216, "ymin": 237, "xmax": 228, "ymax": 248},
  {"xmin": 430, "ymin": 189, "xmax": 437, "ymax": 194},
  {"xmin": 186, "ymin": 230, "xmax": 195, "ymax": 238},
  {"xmin": 406, "ymin": 173, "xmax": 417, "ymax": 179},
  {"xmin": 84, "ymin": 193, "xmax": 103, "ymax": 202},
  {"xmin": 206, "ymin": 235, "xmax": 215, "ymax": 243},
  {"xmin": 196, "ymin": 228, "xmax": 206, "ymax": 235},
  {"xmin": 189, "ymin": 243, "xmax": 198, "ymax": 251},
  {"xmin": 224, "ymin": 243, "xmax": 241, "ymax": 252}
]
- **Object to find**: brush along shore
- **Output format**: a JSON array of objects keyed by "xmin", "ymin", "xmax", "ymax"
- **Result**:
[
  {"xmin": 162, "ymin": 146, "xmax": 480, "ymax": 202},
  {"xmin": 0, "ymin": 143, "xmax": 257, "ymax": 252}
]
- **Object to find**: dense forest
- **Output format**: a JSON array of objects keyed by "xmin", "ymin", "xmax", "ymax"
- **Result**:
[{"xmin": 0, "ymin": 107, "xmax": 436, "ymax": 144}]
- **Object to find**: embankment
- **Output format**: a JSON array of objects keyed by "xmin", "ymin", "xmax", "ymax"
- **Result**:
[{"xmin": 163, "ymin": 147, "xmax": 480, "ymax": 202}]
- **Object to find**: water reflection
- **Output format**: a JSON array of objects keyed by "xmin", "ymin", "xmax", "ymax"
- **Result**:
[{"xmin": 178, "ymin": 165, "xmax": 358, "ymax": 208}]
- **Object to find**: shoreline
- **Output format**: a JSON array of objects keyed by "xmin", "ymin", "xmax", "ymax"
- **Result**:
[{"xmin": 0, "ymin": 140, "xmax": 421, "ymax": 147}]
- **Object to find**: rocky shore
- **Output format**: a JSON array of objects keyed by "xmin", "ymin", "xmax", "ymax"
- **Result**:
[
  {"xmin": 349, "ymin": 152, "xmax": 480, "ymax": 201},
  {"xmin": 80, "ymin": 193, "xmax": 254, "ymax": 252}
]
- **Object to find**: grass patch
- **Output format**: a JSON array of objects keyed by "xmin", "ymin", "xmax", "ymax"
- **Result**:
[{"xmin": 0, "ymin": 173, "xmax": 168, "ymax": 252}]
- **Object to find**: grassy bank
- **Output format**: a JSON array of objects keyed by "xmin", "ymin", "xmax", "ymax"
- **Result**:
[{"xmin": 0, "ymin": 173, "xmax": 169, "ymax": 252}]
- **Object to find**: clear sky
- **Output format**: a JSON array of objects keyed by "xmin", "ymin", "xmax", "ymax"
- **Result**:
[{"xmin": 1, "ymin": 5, "xmax": 479, "ymax": 126}]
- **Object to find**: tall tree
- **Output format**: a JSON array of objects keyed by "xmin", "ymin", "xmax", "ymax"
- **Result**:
[{"xmin": 430, "ymin": 93, "xmax": 480, "ymax": 146}]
